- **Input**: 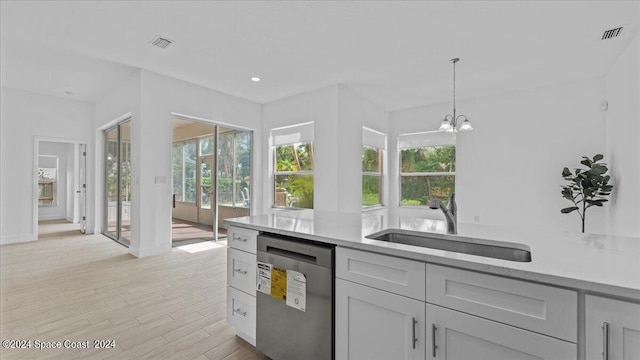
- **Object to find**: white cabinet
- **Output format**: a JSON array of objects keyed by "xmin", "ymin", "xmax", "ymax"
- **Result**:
[
  {"xmin": 426, "ymin": 264, "xmax": 577, "ymax": 342},
  {"xmin": 337, "ymin": 247, "xmax": 426, "ymax": 301},
  {"xmin": 336, "ymin": 279, "xmax": 425, "ymax": 360},
  {"xmin": 425, "ymin": 303, "xmax": 576, "ymax": 359},
  {"xmin": 336, "ymin": 247, "xmax": 579, "ymax": 360},
  {"xmin": 226, "ymin": 226, "xmax": 259, "ymax": 346},
  {"xmin": 586, "ymin": 295, "xmax": 640, "ymax": 360},
  {"xmin": 336, "ymin": 247, "xmax": 426, "ymax": 360}
]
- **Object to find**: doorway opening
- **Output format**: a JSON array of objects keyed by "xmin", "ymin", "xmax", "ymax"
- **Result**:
[
  {"xmin": 171, "ymin": 116, "xmax": 252, "ymax": 247},
  {"xmin": 35, "ymin": 139, "xmax": 87, "ymax": 239}
]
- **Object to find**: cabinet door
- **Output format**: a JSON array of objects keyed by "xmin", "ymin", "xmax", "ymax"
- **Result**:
[
  {"xmin": 586, "ymin": 295, "xmax": 640, "ymax": 360},
  {"xmin": 336, "ymin": 279, "xmax": 425, "ymax": 360},
  {"xmin": 425, "ymin": 304, "xmax": 576, "ymax": 360}
]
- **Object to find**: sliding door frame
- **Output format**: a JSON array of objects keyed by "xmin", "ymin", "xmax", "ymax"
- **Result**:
[
  {"xmin": 171, "ymin": 113, "xmax": 254, "ymax": 242},
  {"xmin": 102, "ymin": 118, "xmax": 131, "ymax": 246}
]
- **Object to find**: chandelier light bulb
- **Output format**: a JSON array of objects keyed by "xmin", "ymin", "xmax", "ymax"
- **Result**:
[{"xmin": 437, "ymin": 58, "xmax": 473, "ymax": 133}]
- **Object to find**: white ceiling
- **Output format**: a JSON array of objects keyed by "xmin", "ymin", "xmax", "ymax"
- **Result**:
[{"xmin": 1, "ymin": 1, "xmax": 638, "ymax": 111}]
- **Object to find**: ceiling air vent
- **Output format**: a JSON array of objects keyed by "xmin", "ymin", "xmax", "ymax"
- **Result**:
[
  {"xmin": 149, "ymin": 35, "xmax": 173, "ymax": 49},
  {"xmin": 601, "ymin": 27, "xmax": 624, "ymax": 40}
]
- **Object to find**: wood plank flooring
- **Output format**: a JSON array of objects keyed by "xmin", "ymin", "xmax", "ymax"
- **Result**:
[{"xmin": 0, "ymin": 231, "xmax": 269, "ymax": 360}]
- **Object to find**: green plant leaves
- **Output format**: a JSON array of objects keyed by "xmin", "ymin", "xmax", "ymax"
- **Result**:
[
  {"xmin": 560, "ymin": 154, "xmax": 613, "ymax": 232},
  {"xmin": 561, "ymin": 206, "xmax": 579, "ymax": 214}
]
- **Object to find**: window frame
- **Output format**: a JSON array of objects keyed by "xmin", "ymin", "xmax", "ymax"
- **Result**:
[
  {"xmin": 272, "ymin": 142, "xmax": 314, "ymax": 209},
  {"xmin": 270, "ymin": 122, "xmax": 315, "ymax": 210},
  {"xmin": 398, "ymin": 139, "xmax": 456, "ymax": 208},
  {"xmin": 362, "ymin": 145, "xmax": 384, "ymax": 209}
]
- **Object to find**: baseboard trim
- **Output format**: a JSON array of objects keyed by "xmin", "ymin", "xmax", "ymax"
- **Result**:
[
  {"xmin": 129, "ymin": 244, "xmax": 172, "ymax": 258},
  {"xmin": 1, "ymin": 233, "xmax": 38, "ymax": 245},
  {"xmin": 38, "ymin": 214, "xmax": 67, "ymax": 221}
]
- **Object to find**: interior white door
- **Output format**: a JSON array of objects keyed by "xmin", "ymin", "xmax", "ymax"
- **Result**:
[
  {"xmin": 336, "ymin": 278, "xmax": 425, "ymax": 360},
  {"xmin": 586, "ymin": 295, "xmax": 640, "ymax": 360},
  {"xmin": 425, "ymin": 303, "xmax": 576, "ymax": 360}
]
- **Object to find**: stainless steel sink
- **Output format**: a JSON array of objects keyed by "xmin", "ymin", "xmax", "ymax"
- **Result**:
[{"xmin": 366, "ymin": 229, "xmax": 532, "ymax": 262}]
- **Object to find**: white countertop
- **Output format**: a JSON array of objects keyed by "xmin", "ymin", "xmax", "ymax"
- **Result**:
[{"xmin": 225, "ymin": 210, "xmax": 640, "ymax": 300}]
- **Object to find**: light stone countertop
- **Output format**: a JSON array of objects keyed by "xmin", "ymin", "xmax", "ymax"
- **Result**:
[{"xmin": 224, "ymin": 210, "xmax": 640, "ymax": 301}]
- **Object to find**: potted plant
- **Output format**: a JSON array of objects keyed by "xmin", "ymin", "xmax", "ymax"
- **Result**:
[{"xmin": 560, "ymin": 154, "xmax": 613, "ymax": 233}]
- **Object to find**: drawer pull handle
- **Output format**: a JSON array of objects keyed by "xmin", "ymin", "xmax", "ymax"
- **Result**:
[
  {"xmin": 412, "ymin": 318, "xmax": 418, "ymax": 349},
  {"xmin": 602, "ymin": 322, "xmax": 610, "ymax": 360},
  {"xmin": 233, "ymin": 235, "xmax": 248, "ymax": 242},
  {"xmin": 432, "ymin": 324, "xmax": 438, "ymax": 357},
  {"xmin": 234, "ymin": 308, "xmax": 247, "ymax": 317},
  {"xmin": 233, "ymin": 268, "xmax": 247, "ymax": 275}
]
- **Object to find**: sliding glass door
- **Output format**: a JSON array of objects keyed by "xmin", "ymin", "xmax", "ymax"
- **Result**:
[
  {"xmin": 217, "ymin": 128, "xmax": 252, "ymax": 238},
  {"xmin": 103, "ymin": 119, "xmax": 131, "ymax": 246}
]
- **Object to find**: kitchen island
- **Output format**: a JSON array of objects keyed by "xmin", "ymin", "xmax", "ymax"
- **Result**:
[{"xmin": 224, "ymin": 210, "xmax": 640, "ymax": 360}]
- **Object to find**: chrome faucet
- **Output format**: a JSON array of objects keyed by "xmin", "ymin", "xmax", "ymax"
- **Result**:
[{"xmin": 429, "ymin": 193, "xmax": 457, "ymax": 234}]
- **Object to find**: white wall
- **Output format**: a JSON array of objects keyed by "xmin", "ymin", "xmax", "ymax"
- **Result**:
[
  {"xmin": 337, "ymin": 86, "xmax": 390, "ymax": 214},
  {"xmin": 262, "ymin": 85, "xmax": 389, "ymax": 215},
  {"xmin": 38, "ymin": 141, "xmax": 73, "ymax": 221},
  {"xmin": 94, "ymin": 70, "xmax": 142, "ymax": 247},
  {"xmin": 390, "ymin": 77, "xmax": 608, "ymax": 234},
  {"xmin": 93, "ymin": 70, "xmax": 262, "ymax": 257},
  {"xmin": 605, "ymin": 33, "xmax": 640, "ymax": 237},
  {"xmin": 0, "ymin": 88, "xmax": 94, "ymax": 244},
  {"xmin": 262, "ymin": 85, "xmax": 339, "ymax": 213}
]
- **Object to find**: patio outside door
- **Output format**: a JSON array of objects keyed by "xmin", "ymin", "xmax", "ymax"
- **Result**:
[{"xmin": 103, "ymin": 119, "xmax": 131, "ymax": 246}]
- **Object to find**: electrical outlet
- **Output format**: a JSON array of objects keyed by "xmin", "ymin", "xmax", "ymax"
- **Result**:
[
  {"xmin": 155, "ymin": 176, "xmax": 167, "ymax": 184},
  {"xmin": 474, "ymin": 215, "xmax": 480, "ymax": 223}
]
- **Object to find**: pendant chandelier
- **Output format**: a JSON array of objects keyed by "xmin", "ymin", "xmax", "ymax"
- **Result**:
[{"xmin": 438, "ymin": 58, "xmax": 473, "ymax": 132}]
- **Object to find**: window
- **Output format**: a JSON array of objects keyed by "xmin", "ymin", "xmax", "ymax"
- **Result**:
[
  {"xmin": 172, "ymin": 140, "xmax": 197, "ymax": 203},
  {"xmin": 399, "ymin": 131, "xmax": 456, "ymax": 207},
  {"xmin": 362, "ymin": 127, "xmax": 386, "ymax": 208},
  {"xmin": 271, "ymin": 122, "xmax": 314, "ymax": 209},
  {"xmin": 38, "ymin": 155, "xmax": 58, "ymax": 206},
  {"xmin": 217, "ymin": 130, "xmax": 251, "ymax": 208}
]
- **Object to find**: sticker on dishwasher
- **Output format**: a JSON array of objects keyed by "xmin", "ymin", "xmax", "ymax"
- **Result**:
[
  {"xmin": 286, "ymin": 270, "xmax": 306, "ymax": 312},
  {"xmin": 256, "ymin": 262, "xmax": 272, "ymax": 295},
  {"xmin": 270, "ymin": 267, "xmax": 288, "ymax": 301}
]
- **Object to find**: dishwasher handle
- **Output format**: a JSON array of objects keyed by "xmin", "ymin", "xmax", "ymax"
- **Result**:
[
  {"xmin": 258, "ymin": 234, "xmax": 334, "ymax": 268},
  {"xmin": 267, "ymin": 246, "xmax": 318, "ymax": 264}
]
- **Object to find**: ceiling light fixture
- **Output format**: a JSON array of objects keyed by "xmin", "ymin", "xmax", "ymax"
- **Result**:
[
  {"xmin": 438, "ymin": 58, "xmax": 473, "ymax": 133},
  {"xmin": 250, "ymin": 77, "xmax": 261, "ymax": 82}
]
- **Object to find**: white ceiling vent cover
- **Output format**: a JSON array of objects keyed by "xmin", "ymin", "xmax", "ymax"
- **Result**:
[
  {"xmin": 601, "ymin": 27, "xmax": 624, "ymax": 40},
  {"xmin": 150, "ymin": 35, "xmax": 173, "ymax": 49}
]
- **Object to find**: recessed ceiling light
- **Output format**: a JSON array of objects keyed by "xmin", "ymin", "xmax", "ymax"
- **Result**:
[{"xmin": 250, "ymin": 77, "xmax": 261, "ymax": 82}]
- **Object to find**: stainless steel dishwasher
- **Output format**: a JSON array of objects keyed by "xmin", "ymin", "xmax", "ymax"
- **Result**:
[{"xmin": 256, "ymin": 233, "xmax": 334, "ymax": 360}]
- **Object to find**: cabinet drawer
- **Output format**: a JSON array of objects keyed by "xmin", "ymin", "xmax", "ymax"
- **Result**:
[
  {"xmin": 337, "ymin": 247, "xmax": 426, "ymax": 301},
  {"xmin": 426, "ymin": 264, "xmax": 577, "ymax": 342},
  {"xmin": 227, "ymin": 248, "xmax": 256, "ymax": 296},
  {"xmin": 228, "ymin": 226, "xmax": 258, "ymax": 254},
  {"xmin": 227, "ymin": 286, "xmax": 256, "ymax": 345}
]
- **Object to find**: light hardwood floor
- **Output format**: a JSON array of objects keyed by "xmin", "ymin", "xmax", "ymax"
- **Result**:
[{"xmin": 0, "ymin": 231, "xmax": 269, "ymax": 360}]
